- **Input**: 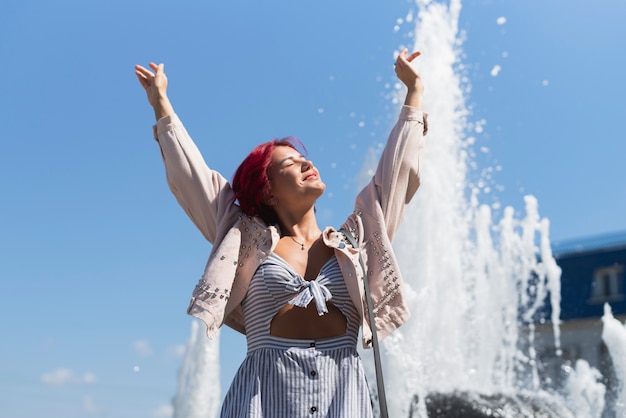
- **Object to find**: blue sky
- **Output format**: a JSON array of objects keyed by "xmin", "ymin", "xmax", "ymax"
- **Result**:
[{"xmin": 1, "ymin": 0, "xmax": 625, "ymax": 417}]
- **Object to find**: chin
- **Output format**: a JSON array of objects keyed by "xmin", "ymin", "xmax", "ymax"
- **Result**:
[{"xmin": 312, "ymin": 185, "xmax": 325, "ymax": 200}]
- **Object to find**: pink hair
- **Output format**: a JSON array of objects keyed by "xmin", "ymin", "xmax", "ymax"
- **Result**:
[{"xmin": 232, "ymin": 137, "xmax": 306, "ymax": 225}]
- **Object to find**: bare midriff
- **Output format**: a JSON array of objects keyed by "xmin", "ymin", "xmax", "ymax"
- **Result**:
[{"xmin": 270, "ymin": 303, "xmax": 348, "ymax": 339}]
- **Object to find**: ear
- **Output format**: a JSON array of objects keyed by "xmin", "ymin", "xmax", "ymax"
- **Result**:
[{"xmin": 263, "ymin": 192, "xmax": 277, "ymax": 207}]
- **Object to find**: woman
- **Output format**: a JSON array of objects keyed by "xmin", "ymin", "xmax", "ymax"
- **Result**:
[{"xmin": 135, "ymin": 49, "xmax": 427, "ymax": 417}]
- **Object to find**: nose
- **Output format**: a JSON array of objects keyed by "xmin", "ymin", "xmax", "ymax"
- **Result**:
[{"xmin": 301, "ymin": 159, "xmax": 312, "ymax": 171}]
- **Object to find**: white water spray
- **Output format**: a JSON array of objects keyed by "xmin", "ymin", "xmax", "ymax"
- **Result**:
[
  {"xmin": 602, "ymin": 304, "xmax": 626, "ymax": 416},
  {"xmin": 382, "ymin": 0, "xmax": 566, "ymax": 416},
  {"xmin": 173, "ymin": 321, "xmax": 221, "ymax": 418}
]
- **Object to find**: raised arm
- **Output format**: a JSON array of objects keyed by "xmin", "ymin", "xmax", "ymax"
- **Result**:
[
  {"xmin": 135, "ymin": 62, "xmax": 175, "ymax": 121},
  {"xmin": 355, "ymin": 50, "xmax": 427, "ymax": 240},
  {"xmin": 135, "ymin": 62, "xmax": 239, "ymax": 243}
]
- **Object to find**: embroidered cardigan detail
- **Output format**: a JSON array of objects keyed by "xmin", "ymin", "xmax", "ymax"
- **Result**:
[{"xmin": 153, "ymin": 105, "xmax": 427, "ymax": 348}]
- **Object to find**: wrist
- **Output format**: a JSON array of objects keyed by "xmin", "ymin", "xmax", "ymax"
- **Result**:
[
  {"xmin": 152, "ymin": 96, "xmax": 174, "ymax": 121},
  {"xmin": 404, "ymin": 89, "xmax": 423, "ymax": 109},
  {"xmin": 405, "ymin": 83, "xmax": 423, "ymax": 95}
]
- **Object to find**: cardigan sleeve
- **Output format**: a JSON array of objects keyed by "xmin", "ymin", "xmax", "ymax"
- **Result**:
[
  {"xmin": 355, "ymin": 106, "xmax": 427, "ymax": 241},
  {"xmin": 154, "ymin": 114, "xmax": 240, "ymax": 243}
]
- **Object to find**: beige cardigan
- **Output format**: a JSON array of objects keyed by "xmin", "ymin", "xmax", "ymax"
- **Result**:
[{"xmin": 154, "ymin": 106, "xmax": 427, "ymax": 348}]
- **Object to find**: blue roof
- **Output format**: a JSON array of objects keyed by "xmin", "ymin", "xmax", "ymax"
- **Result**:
[{"xmin": 552, "ymin": 230, "xmax": 626, "ymax": 257}]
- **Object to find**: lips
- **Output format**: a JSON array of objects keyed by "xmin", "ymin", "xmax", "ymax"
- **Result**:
[{"xmin": 304, "ymin": 172, "xmax": 318, "ymax": 181}]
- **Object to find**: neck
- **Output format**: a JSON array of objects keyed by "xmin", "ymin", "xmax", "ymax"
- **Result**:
[{"xmin": 278, "ymin": 207, "xmax": 321, "ymax": 242}]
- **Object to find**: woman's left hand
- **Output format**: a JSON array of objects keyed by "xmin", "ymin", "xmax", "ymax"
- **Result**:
[{"xmin": 395, "ymin": 49, "xmax": 424, "ymax": 108}]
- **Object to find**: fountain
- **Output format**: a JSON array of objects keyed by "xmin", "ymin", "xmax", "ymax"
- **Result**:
[
  {"xmin": 375, "ymin": 0, "xmax": 622, "ymax": 417},
  {"xmin": 171, "ymin": 0, "xmax": 626, "ymax": 417},
  {"xmin": 172, "ymin": 321, "xmax": 221, "ymax": 418}
]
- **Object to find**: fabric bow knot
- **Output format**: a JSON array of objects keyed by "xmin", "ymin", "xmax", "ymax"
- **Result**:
[{"xmin": 288, "ymin": 276, "xmax": 332, "ymax": 316}]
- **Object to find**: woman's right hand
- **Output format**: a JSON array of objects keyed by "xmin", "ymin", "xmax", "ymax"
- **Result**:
[{"xmin": 135, "ymin": 62, "xmax": 174, "ymax": 120}]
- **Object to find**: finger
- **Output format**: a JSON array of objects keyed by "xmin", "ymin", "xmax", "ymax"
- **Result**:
[
  {"xmin": 135, "ymin": 72, "xmax": 150, "ymax": 88},
  {"xmin": 406, "ymin": 51, "xmax": 422, "ymax": 62},
  {"xmin": 135, "ymin": 64, "xmax": 155, "ymax": 78},
  {"xmin": 135, "ymin": 64, "xmax": 151, "ymax": 73},
  {"xmin": 395, "ymin": 48, "xmax": 406, "ymax": 62},
  {"xmin": 396, "ymin": 55, "xmax": 408, "ymax": 68},
  {"xmin": 134, "ymin": 68, "xmax": 149, "ymax": 81},
  {"xmin": 401, "ymin": 48, "xmax": 410, "ymax": 61}
]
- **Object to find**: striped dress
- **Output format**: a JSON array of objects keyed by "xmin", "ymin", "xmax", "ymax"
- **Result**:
[{"xmin": 220, "ymin": 253, "xmax": 373, "ymax": 417}]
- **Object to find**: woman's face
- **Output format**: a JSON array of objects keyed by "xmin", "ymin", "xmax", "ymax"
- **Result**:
[{"xmin": 266, "ymin": 145, "xmax": 325, "ymax": 208}]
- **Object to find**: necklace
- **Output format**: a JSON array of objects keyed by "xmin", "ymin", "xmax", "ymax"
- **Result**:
[{"xmin": 289, "ymin": 236, "xmax": 306, "ymax": 251}]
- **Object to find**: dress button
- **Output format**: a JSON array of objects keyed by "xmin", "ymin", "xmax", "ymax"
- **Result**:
[
  {"xmin": 310, "ymin": 406, "xmax": 318, "ymax": 413},
  {"xmin": 310, "ymin": 370, "xmax": 317, "ymax": 377}
]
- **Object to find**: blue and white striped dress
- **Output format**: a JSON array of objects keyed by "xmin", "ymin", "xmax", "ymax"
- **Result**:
[{"xmin": 220, "ymin": 253, "xmax": 373, "ymax": 417}]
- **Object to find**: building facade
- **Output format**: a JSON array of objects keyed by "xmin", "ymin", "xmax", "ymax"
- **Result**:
[{"xmin": 535, "ymin": 231, "xmax": 626, "ymax": 415}]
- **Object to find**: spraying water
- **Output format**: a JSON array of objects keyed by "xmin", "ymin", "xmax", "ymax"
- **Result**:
[
  {"xmin": 381, "ymin": 0, "xmax": 573, "ymax": 416},
  {"xmin": 602, "ymin": 304, "xmax": 626, "ymax": 416},
  {"xmin": 173, "ymin": 321, "xmax": 221, "ymax": 418},
  {"xmin": 365, "ymin": 0, "xmax": 626, "ymax": 417}
]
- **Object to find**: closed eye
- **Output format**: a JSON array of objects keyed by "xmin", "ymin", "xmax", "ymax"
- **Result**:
[{"xmin": 279, "ymin": 154, "xmax": 306, "ymax": 168}]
